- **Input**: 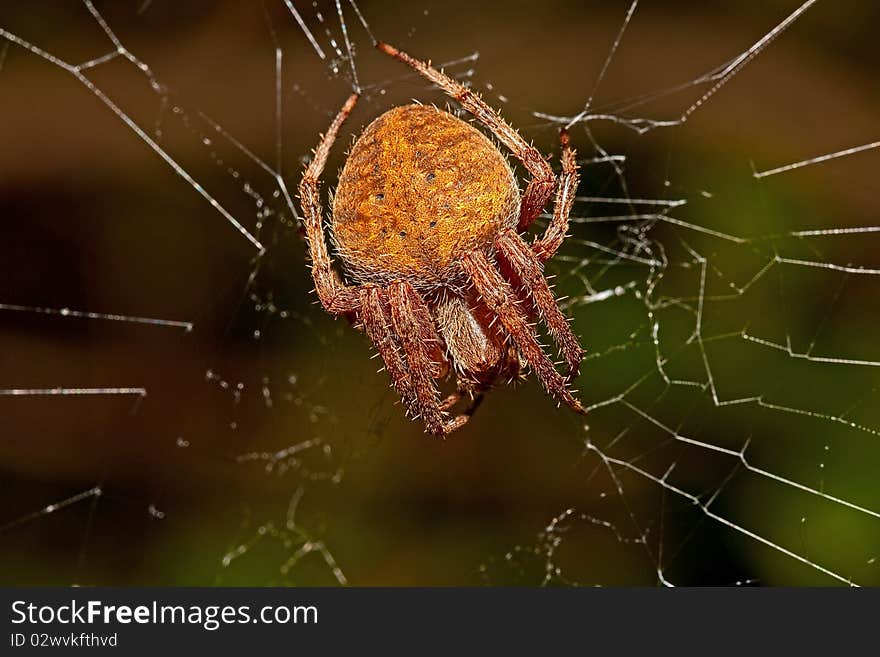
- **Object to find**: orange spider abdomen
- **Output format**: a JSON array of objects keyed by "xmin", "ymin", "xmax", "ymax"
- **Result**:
[{"xmin": 332, "ymin": 104, "xmax": 520, "ymax": 289}]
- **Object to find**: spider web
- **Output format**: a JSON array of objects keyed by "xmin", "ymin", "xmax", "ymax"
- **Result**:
[{"xmin": 1, "ymin": 0, "xmax": 878, "ymax": 586}]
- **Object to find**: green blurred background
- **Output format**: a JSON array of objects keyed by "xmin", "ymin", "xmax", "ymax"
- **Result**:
[{"xmin": 1, "ymin": 0, "xmax": 878, "ymax": 586}]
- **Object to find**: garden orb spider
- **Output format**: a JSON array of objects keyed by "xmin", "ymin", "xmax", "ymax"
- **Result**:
[{"xmin": 299, "ymin": 41, "xmax": 585, "ymax": 435}]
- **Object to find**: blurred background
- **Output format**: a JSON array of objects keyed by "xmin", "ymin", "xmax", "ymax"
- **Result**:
[{"xmin": 1, "ymin": 0, "xmax": 878, "ymax": 586}]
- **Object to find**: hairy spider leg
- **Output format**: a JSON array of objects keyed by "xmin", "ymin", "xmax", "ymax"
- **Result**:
[
  {"xmin": 495, "ymin": 229, "xmax": 583, "ymax": 381},
  {"xmin": 299, "ymin": 92, "xmax": 361, "ymax": 315},
  {"xmin": 376, "ymin": 42, "xmax": 555, "ymax": 234},
  {"xmin": 388, "ymin": 281, "xmax": 469, "ymax": 435},
  {"xmin": 359, "ymin": 283, "xmax": 472, "ymax": 436},
  {"xmin": 360, "ymin": 286, "xmax": 421, "ymax": 415},
  {"xmin": 533, "ymin": 128, "xmax": 580, "ymax": 263},
  {"xmin": 462, "ymin": 251, "xmax": 585, "ymax": 414}
]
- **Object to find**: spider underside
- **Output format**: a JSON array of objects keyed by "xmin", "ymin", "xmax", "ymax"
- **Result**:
[{"xmin": 299, "ymin": 41, "xmax": 585, "ymax": 435}]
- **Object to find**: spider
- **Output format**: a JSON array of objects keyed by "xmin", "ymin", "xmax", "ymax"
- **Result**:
[{"xmin": 299, "ymin": 41, "xmax": 585, "ymax": 435}]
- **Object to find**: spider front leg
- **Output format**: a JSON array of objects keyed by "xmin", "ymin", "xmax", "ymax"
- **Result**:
[
  {"xmin": 298, "ymin": 92, "xmax": 361, "ymax": 315},
  {"xmin": 376, "ymin": 42, "xmax": 556, "ymax": 233}
]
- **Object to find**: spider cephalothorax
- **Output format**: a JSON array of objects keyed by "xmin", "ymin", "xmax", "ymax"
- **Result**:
[{"xmin": 299, "ymin": 41, "xmax": 585, "ymax": 435}]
